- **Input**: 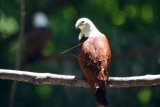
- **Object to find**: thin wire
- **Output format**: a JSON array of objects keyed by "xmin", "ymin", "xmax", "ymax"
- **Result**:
[
  {"xmin": 70, "ymin": 54, "xmax": 97, "ymax": 67},
  {"xmin": 60, "ymin": 42, "xmax": 97, "ymax": 67},
  {"xmin": 60, "ymin": 43, "xmax": 83, "ymax": 54}
]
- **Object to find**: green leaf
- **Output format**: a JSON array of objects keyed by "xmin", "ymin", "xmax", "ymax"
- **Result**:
[
  {"xmin": 124, "ymin": 4, "xmax": 137, "ymax": 18},
  {"xmin": 62, "ymin": 6, "xmax": 77, "ymax": 21},
  {"xmin": 0, "ymin": 11, "xmax": 18, "ymax": 37},
  {"xmin": 35, "ymin": 85, "xmax": 53, "ymax": 99},
  {"xmin": 43, "ymin": 40, "xmax": 55, "ymax": 56},
  {"xmin": 137, "ymin": 88, "xmax": 152, "ymax": 103},
  {"xmin": 112, "ymin": 11, "xmax": 126, "ymax": 26},
  {"xmin": 140, "ymin": 4, "xmax": 153, "ymax": 23}
]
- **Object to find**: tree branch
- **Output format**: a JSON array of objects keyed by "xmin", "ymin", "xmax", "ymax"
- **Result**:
[{"xmin": 0, "ymin": 69, "xmax": 160, "ymax": 88}]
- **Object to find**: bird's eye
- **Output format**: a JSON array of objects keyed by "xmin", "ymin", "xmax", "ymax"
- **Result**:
[{"xmin": 81, "ymin": 21, "xmax": 85, "ymax": 24}]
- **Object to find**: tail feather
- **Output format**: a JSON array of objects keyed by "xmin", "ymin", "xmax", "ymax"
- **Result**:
[{"xmin": 95, "ymin": 88, "xmax": 109, "ymax": 107}]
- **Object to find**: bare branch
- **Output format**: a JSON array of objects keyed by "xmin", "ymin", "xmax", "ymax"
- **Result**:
[{"xmin": 0, "ymin": 69, "xmax": 160, "ymax": 88}]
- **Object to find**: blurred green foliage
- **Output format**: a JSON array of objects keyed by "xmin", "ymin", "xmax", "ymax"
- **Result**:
[
  {"xmin": 0, "ymin": 11, "xmax": 18, "ymax": 37},
  {"xmin": 35, "ymin": 85, "xmax": 53, "ymax": 99},
  {"xmin": 137, "ymin": 88, "xmax": 152, "ymax": 103},
  {"xmin": 0, "ymin": 0, "xmax": 160, "ymax": 107}
]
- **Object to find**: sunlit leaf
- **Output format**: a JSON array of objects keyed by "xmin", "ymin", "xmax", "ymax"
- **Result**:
[
  {"xmin": 140, "ymin": 4, "xmax": 153, "ymax": 23},
  {"xmin": 125, "ymin": 4, "xmax": 137, "ymax": 18},
  {"xmin": 137, "ymin": 88, "xmax": 152, "ymax": 103},
  {"xmin": 43, "ymin": 40, "xmax": 55, "ymax": 56},
  {"xmin": 62, "ymin": 6, "xmax": 77, "ymax": 21},
  {"xmin": 104, "ymin": 0, "xmax": 118, "ymax": 13},
  {"xmin": 0, "ymin": 11, "xmax": 18, "ymax": 37},
  {"xmin": 35, "ymin": 85, "xmax": 53, "ymax": 99},
  {"xmin": 112, "ymin": 11, "xmax": 126, "ymax": 26}
]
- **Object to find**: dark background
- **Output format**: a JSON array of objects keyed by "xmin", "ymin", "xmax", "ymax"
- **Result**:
[{"xmin": 0, "ymin": 0, "xmax": 160, "ymax": 107}]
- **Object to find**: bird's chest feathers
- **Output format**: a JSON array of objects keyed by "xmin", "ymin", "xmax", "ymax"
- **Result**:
[
  {"xmin": 81, "ymin": 38, "xmax": 98, "ymax": 63},
  {"xmin": 79, "ymin": 36, "xmax": 107, "ymax": 63}
]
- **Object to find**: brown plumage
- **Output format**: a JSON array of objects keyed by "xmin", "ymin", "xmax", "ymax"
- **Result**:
[
  {"xmin": 75, "ymin": 18, "xmax": 111, "ymax": 107},
  {"xmin": 26, "ymin": 27, "xmax": 51, "ymax": 62}
]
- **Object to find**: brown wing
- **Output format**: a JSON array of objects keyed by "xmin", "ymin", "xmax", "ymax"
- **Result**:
[
  {"xmin": 78, "ymin": 35, "xmax": 111, "ymax": 89},
  {"xmin": 26, "ymin": 27, "xmax": 51, "ymax": 62}
]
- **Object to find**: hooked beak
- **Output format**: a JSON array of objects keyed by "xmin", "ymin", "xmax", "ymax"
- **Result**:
[{"xmin": 75, "ymin": 23, "xmax": 79, "ymax": 29}]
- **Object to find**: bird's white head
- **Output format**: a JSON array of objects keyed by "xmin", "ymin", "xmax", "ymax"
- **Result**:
[
  {"xmin": 33, "ymin": 12, "xmax": 49, "ymax": 28},
  {"xmin": 75, "ymin": 18, "xmax": 101, "ymax": 40},
  {"xmin": 75, "ymin": 18, "xmax": 93, "ymax": 30}
]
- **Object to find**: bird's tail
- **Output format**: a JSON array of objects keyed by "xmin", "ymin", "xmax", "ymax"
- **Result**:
[{"xmin": 95, "ymin": 88, "xmax": 109, "ymax": 107}]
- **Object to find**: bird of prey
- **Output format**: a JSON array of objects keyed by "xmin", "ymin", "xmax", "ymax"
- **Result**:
[
  {"xmin": 26, "ymin": 12, "xmax": 52, "ymax": 62},
  {"xmin": 75, "ymin": 18, "xmax": 111, "ymax": 107}
]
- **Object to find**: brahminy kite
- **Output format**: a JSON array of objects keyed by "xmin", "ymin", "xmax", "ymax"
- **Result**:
[
  {"xmin": 26, "ymin": 12, "xmax": 52, "ymax": 62},
  {"xmin": 75, "ymin": 18, "xmax": 111, "ymax": 107}
]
